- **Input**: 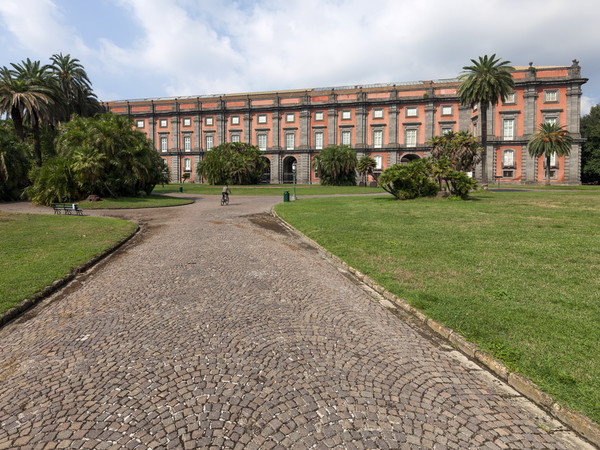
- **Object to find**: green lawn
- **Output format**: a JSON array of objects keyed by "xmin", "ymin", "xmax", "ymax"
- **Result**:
[
  {"xmin": 275, "ymin": 190, "xmax": 600, "ymax": 424},
  {"xmin": 0, "ymin": 212, "xmax": 138, "ymax": 313},
  {"xmin": 153, "ymin": 183, "xmax": 385, "ymax": 196},
  {"xmin": 80, "ymin": 194, "xmax": 193, "ymax": 209}
]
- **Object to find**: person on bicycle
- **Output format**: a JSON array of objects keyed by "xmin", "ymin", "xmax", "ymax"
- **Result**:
[{"xmin": 222, "ymin": 184, "xmax": 231, "ymax": 203}]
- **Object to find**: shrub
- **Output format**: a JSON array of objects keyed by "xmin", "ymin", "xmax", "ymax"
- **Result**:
[
  {"xmin": 378, "ymin": 159, "xmax": 439, "ymax": 200},
  {"xmin": 312, "ymin": 145, "xmax": 357, "ymax": 186}
]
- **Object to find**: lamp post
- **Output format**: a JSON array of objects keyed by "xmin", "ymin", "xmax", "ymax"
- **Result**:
[{"xmin": 291, "ymin": 162, "xmax": 297, "ymax": 201}]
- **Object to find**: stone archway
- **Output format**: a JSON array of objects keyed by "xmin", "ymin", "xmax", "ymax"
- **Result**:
[
  {"xmin": 261, "ymin": 156, "xmax": 271, "ymax": 184},
  {"xmin": 400, "ymin": 153, "xmax": 421, "ymax": 164},
  {"xmin": 282, "ymin": 156, "xmax": 297, "ymax": 184}
]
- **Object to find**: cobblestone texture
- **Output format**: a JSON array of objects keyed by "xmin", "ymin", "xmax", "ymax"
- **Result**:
[{"xmin": 0, "ymin": 196, "xmax": 590, "ymax": 448}]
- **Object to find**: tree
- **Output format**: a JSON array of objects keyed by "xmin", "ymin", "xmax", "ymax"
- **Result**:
[
  {"xmin": 458, "ymin": 54, "xmax": 514, "ymax": 184},
  {"xmin": 357, "ymin": 155, "xmax": 376, "ymax": 186},
  {"xmin": 429, "ymin": 131, "xmax": 482, "ymax": 173},
  {"xmin": 312, "ymin": 145, "xmax": 357, "ymax": 186},
  {"xmin": 527, "ymin": 122, "xmax": 574, "ymax": 185},
  {"xmin": 581, "ymin": 104, "xmax": 600, "ymax": 184},
  {"xmin": 378, "ymin": 158, "xmax": 439, "ymax": 200},
  {"xmin": 197, "ymin": 142, "xmax": 268, "ymax": 185},
  {"xmin": 0, "ymin": 121, "xmax": 30, "ymax": 201}
]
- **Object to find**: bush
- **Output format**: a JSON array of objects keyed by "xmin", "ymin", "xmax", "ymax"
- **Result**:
[
  {"xmin": 378, "ymin": 159, "xmax": 439, "ymax": 200},
  {"xmin": 197, "ymin": 142, "xmax": 268, "ymax": 185},
  {"xmin": 0, "ymin": 122, "xmax": 31, "ymax": 201},
  {"xmin": 312, "ymin": 145, "xmax": 357, "ymax": 186}
]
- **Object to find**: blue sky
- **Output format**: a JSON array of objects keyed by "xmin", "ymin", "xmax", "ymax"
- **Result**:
[{"xmin": 0, "ymin": 0, "xmax": 598, "ymax": 114}]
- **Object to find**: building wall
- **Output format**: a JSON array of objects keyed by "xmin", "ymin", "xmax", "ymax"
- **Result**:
[{"xmin": 104, "ymin": 61, "xmax": 587, "ymax": 185}]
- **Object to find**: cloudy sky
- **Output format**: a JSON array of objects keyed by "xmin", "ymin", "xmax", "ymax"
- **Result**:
[{"xmin": 0, "ymin": 0, "xmax": 597, "ymax": 114}]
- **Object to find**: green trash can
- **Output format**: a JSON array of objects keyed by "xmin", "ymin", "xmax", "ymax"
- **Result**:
[
  {"xmin": 283, "ymin": 190, "xmax": 290, "ymax": 202},
  {"xmin": 179, "ymin": 186, "xmax": 183, "ymax": 193}
]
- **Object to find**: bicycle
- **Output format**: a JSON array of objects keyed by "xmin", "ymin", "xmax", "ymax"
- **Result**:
[{"xmin": 220, "ymin": 194, "xmax": 230, "ymax": 206}]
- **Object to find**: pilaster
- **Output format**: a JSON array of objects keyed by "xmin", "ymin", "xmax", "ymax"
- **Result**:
[{"xmin": 299, "ymin": 109, "xmax": 310, "ymax": 149}]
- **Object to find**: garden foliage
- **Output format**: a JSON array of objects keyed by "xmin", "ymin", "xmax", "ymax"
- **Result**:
[
  {"xmin": 197, "ymin": 142, "xmax": 268, "ymax": 185},
  {"xmin": 312, "ymin": 145, "xmax": 357, "ymax": 186}
]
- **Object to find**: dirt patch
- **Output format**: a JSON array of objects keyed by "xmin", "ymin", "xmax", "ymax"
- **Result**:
[{"xmin": 246, "ymin": 213, "xmax": 292, "ymax": 236}]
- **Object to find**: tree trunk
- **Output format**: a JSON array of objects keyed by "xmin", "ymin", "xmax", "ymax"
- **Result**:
[
  {"xmin": 32, "ymin": 115, "xmax": 42, "ymax": 168},
  {"xmin": 11, "ymin": 106, "xmax": 25, "ymax": 141},
  {"xmin": 480, "ymin": 104, "xmax": 488, "ymax": 184},
  {"xmin": 545, "ymin": 154, "xmax": 551, "ymax": 186}
]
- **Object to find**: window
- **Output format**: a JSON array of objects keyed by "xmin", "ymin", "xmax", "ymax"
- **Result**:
[
  {"xmin": 205, "ymin": 116, "xmax": 214, "ymax": 126},
  {"xmin": 159, "ymin": 119, "xmax": 168, "ymax": 128},
  {"xmin": 160, "ymin": 136, "xmax": 168, "ymax": 152},
  {"xmin": 257, "ymin": 114, "xmax": 267, "ymax": 124},
  {"xmin": 406, "ymin": 107, "xmax": 418, "ymax": 117},
  {"xmin": 441, "ymin": 126, "xmax": 453, "ymax": 136},
  {"xmin": 373, "ymin": 109, "xmax": 384, "ymax": 119},
  {"xmin": 503, "ymin": 92, "xmax": 516, "ymax": 104},
  {"xmin": 314, "ymin": 131, "xmax": 324, "ymax": 150},
  {"xmin": 286, "ymin": 133, "xmax": 295, "ymax": 150},
  {"xmin": 286, "ymin": 113, "xmax": 295, "ymax": 123},
  {"xmin": 183, "ymin": 117, "xmax": 191, "ymax": 127},
  {"xmin": 545, "ymin": 116, "xmax": 558, "ymax": 125},
  {"xmin": 231, "ymin": 134, "xmax": 240, "ymax": 143},
  {"xmin": 472, "ymin": 121, "xmax": 478, "ymax": 137},
  {"xmin": 184, "ymin": 158, "xmax": 191, "ymax": 172},
  {"xmin": 314, "ymin": 111, "xmax": 324, "ymax": 121},
  {"xmin": 373, "ymin": 129, "xmax": 383, "ymax": 148},
  {"xmin": 373, "ymin": 155, "xmax": 383, "ymax": 170},
  {"xmin": 503, "ymin": 119, "xmax": 515, "ymax": 141},
  {"xmin": 183, "ymin": 135, "xmax": 191, "ymax": 152},
  {"xmin": 341, "ymin": 130, "xmax": 352, "ymax": 146},
  {"xmin": 545, "ymin": 153, "xmax": 558, "ymax": 169},
  {"xmin": 257, "ymin": 134, "xmax": 267, "ymax": 150},
  {"xmin": 544, "ymin": 90, "xmax": 558, "ymax": 103},
  {"xmin": 341, "ymin": 110, "xmax": 351, "ymax": 120},
  {"xmin": 231, "ymin": 116, "xmax": 240, "ymax": 125},
  {"xmin": 503, "ymin": 170, "xmax": 514, "ymax": 178},
  {"xmin": 205, "ymin": 134, "xmax": 214, "ymax": 150},
  {"xmin": 502, "ymin": 149, "xmax": 515, "ymax": 168},
  {"xmin": 136, "ymin": 120, "xmax": 144, "ymax": 128},
  {"xmin": 441, "ymin": 105, "xmax": 453, "ymax": 116},
  {"xmin": 405, "ymin": 128, "xmax": 417, "ymax": 147}
]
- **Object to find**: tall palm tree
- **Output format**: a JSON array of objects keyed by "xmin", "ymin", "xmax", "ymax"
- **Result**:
[
  {"xmin": 50, "ymin": 53, "xmax": 96, "ymax": 120},
  {"xmin": 458, "ymin": 54, "xmax": 514, "ymax": 183},
  {"xmin": 357, "ymin": 155, "xmax": 376, "ymax": 186},
  {"xmin": 528, "ymin": 122, "xmax": 573, "ymax": 185}
]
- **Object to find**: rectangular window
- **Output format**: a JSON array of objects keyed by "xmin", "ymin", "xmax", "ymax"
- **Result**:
[
  {"xmin": 373, "ymin": 109, "xmax": 384, "ymax": 119},
  {"xmin": 231, "ymin": 116, "xmax": 240, "ymax": 125},
  {"xmin": 257, "ymin": 114, "xmax": 267, "ymax": 124},
  {"xmin": 205, "ymin": 134, "xmax": 214, "ymax": 150},
  {"xmin": 341, "ymin": 110, "xmax": 351, "ymax": 120},
  {"xmin": 503, "ymin": 170, "xmax": 514, "ymax": 178},
  {"xmin": 544, "ymin": 90, "xmax": 558, "ymax": 103},
  {"xmin": 441, "ymin": 105, "xmax": 452, "ymax": 116},
  {"xmin": 258, "ymin": 134, "xmax": 267, "ymax": 150},
  {"xmin": 503, "ymin": 119, "xmax": 515, "ymax": 141},
  {"xmin": 314, "ymin": 111, "xmax": 324, "ymax": 121},
  {"xmin": 406, "ymin": 107, "xmax": 418, "ymax": 117},
  {"xmin": 550, "ymin": 153, "xmax": 558, "ymax": 168},
  {"xmin": 503, "ymin": 150, "xmax": 515, "ymax": 168},
  {"xmin": 441, "ymin": 127, "xmax": 453, "ymax": 135},
  {"xmin": 286, "ymin": 113, "xmax": 295, "ymax": 123},
  {"xmin": 205, "ymin": 117, "xmax": 214, "ymax": 126},
  {"xmin": 136, "ymin": 120, "xmax": 145, "ymax": 128},
  {"xmin": 183, "ymin": 117, "xmax": 191, "ymax": 127},
  {"xmin": 159, "ymin": 119, "xmax": 168, "ymax": 128},
  {"xmin": 286, "ymin": 133, "xmax": 295, "ymax": 150},
  {"xmin": 341, "ymin": 130, "xmax": 352, "ymax": 146},
  {"xmin": 231, "ymin": 134, "xmax": 240, "ymax": 143},
  {"xmin": 406, "ymin": 129, "xmax": 417, "ymax": 147},
  {"xmin": 314, "ymin": 131, "xmax": 324, "ymax": 150},
  {"xmin": 503, "ymin": 92, "xmax": 516, "ymax": 104},
  {"xmin": 373, "ymin": 129, "xmax": 383, "ymax": 148},
  {"xmin": 545, "ymin": 116, "xmax": 558, "ymax": 125},
  {"xmin": 160, "ymin": 136, "xmax": 168, "ymax": 152},
  {"xmin": 184, "ymin": 158, "xmax": 191, "ymax": 171},
  {"xmin": 183, "ymin": 135, "xmax": 191, "ymax": 152},
  {"xmin": 374, "ymin": 155, "xmax": 383, "ymax": 170}
]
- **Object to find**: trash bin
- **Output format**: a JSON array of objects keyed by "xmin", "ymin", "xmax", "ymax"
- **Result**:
[
  {"xmin": 179, "ymin": 186, "xmax": 183, "ymax": 193},
  {"xmin": 283, "ymin": 190, "xmax": 290, "ymax": 202}
]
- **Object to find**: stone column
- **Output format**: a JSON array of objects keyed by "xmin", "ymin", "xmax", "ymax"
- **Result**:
[
  {"xmin": 388, "ymin": 104, "xmax": 398, "ymax": 146},
  {"xmin": 424, "ymin": 101, "xmax": 435, "ymax": 140},
  {"xmin": 299, "ymin": 109, "xmax": 310, "ymax": 149}
]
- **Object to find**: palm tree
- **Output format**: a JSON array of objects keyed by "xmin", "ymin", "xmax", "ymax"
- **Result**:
[
  {"xmin": 50, "ymin": 53, "xmax": 96, "ymax": 120},
  {"xmin": 312, "ymin": 145, "xmax": 357, "ymax": 186},
  {"xmin": 528, "ymin": 122, "xmax": 573, "ymax": 185},
  {"xmin": 458, "ymin": 54, "xmax": 514, "ymax": 183},
  {"xmin": 357, "ymin": 155, "xmax": 376, "ymax": 186}
]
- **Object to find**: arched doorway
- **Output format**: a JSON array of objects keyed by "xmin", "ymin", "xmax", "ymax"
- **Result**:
[
  {"xmin": 261, "ymin": 156, "xmax": 271, "ymax": 184},
  {"xmin": 282, "ymin": 156, "xmax": 297, "ymax": 184},
  {"xmin": 400, "ymin": 153, "xmax": 421, "ymax": 164}
]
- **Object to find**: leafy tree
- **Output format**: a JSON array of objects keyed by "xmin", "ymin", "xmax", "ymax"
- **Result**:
[
  {"xmin": 527, "ymin": 122, "xmax": 574, "ymax": 185},
  {"xmin": 197, "ymin": 142, "xmax": 268, "ymax": 185},
  {"xmin": 312, "ymin": 145, "xmax": 357, "ymax": 186},
  {"xmin": 0, "ymin": 121, "xmax": 30, "ymax": 201},
  {"xmin": 581, "ymin": 104, "xmax": 600, "ymax": 184},
  {"xmin": 378, "ymin": 158, "xmax": 439, "ymax": 200},
  {"xmin": 458, "ymin": 54, "xmax": 514, "ymax": 184},
  {"xmin": 429, "ymin": 131, "xmax": 482, "ymax": 172},
  {"xmin": 357, "ymin": 155, "xmax": 376, "ymax": 186},
  {"xmin": 430, "ymin": 158, "xmax": 478, "ymax": 199}
]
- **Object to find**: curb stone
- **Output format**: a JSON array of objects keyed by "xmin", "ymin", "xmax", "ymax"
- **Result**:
[
  {"xmin": 271, "ymin": 207, "xmax": 600, "ymax": 449},
  {"xmin": 0, "ymin": 224, "xmax": 140, "ymax": 328}
]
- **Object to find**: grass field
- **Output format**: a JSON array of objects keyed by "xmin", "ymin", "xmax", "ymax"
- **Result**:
[
  {"xmin": 153, "ymin": 183, "xmax": 384, "ymax": 196},
  {"xmin": 275, "ymin": 189, "xmax": 600, "ymax": 424},
  {"xmin": 0, "ymin": 212, "xmax": 138, "ymax": 314},
  {"xmin": 79, "ymin": 194, "xmax": 193, "ymax": 209}
]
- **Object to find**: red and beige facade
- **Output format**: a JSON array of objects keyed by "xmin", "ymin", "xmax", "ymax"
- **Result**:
[{"xmin": 103, "ymin": 60, "xmax": 587, "ymax": 185}]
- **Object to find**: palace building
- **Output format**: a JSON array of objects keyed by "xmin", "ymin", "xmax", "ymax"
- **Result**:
[{"xmin": 103, "ymin": 60, "xmax": 587, "ymax": 185}]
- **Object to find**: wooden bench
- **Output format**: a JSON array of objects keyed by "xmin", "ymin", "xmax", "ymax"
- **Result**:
[{"xmin": 51, "ymin": 203, "xmax": 84, "ymax": 216}]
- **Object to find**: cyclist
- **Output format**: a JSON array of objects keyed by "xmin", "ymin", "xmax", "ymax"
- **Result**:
[{"xmin": 221, "ymin": 184, "xmax": 231, "ymax": 204}]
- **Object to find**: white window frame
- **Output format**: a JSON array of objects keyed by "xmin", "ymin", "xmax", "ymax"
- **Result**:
[
  {"xmin": 314, "ymin": 111, "xmax": 324, "ymax": 121},
  {"xmin": 205, "ymin": 134, "xmax": 214, "ymax": 150},
  {"xmin": 405, "ymin": 128, "xmax": 418, "ymax": 147},
  {"xmin": 183, "ymin": 117, "xmax": 191, "ymax": 127},
  {"xmin": 441, "ymin": 105, "xmax": 453, "ymax": 116},
  {"xmin": 183, "ymin": 134, "xmax": 191, "ymax": 152},
  {"xmin": 503, "ymin": 92, "xmax": 516, "ymax": 104},
  {"xmin": 184, "ymin": 158, "xmax": 191, "ymax": 172},
  {"xmin": 231, "ymin": 134, "xmax": 241, "ymax": 143},
  {"xmin": 136, "ymin": 119, "xmax": 145, "ymax": 128},
  {"xmin": 341, "ymin": 110, "xmax": 352, "ymax": 120},
  {"xmin": 231, "ymin": 116, "xmax": 240, "ymax": 125},
  {"xmin": 314, "ymin": 131, "xmax": 324, "ymax": 150},
  {"xmin": 257, "ymin": 133, "xmax": 267, "ymax": 151},
  {"xmin": 503, "ymin": 118, "xmax": 515, "ymax": 141},
  {"xmin": 441, "ymin": 126, "xmax": 453, "ymax": 136},
  {"xmin": 373, "ymin": 155, "xmax": 383, "ymax": 170},
  {"xmin": 502, "ymin": 149, "xmax": 516, "ymax": 168},
  {"xmin": 544, "ymin": 90, "xmax": 559, "ymax": 103},
  {"xmin": 545, "ymin": 116, "xmax": 559, "ymax": 125},
  {"xmin": 205, "ymin": 116, "xmax": 214, "ymax": 126},
  {"xmin": 159, "ymin": 119, "xmax": 168, "ymax": 128},
  {"xmin": 406, "ymin": 107, "xmax": 418, "ymax": 118},
  {"xmin": 286, "ymin": 113, "xmax": 295, "ymax": 123},
  {"xmin": 257, "ymin": 114, "xmax": 267, "ymax": 124},
  {"xmin": 341, "ymin": 130, "xmax": 352, "ymax": 146},
  {"xmin": 373, "ymin": 129, "xmax": 383, "ymax": 149},
  {"xmin": 285, "ymin": 132, "xmax": 295, "ymax": 150},
  {"xmin": 160, "ymin": 135, "xmax": 168, "ymax": 152},
  {"xmin": 373, "ymin": 108, "xmax": 384, "ymax": 119}
]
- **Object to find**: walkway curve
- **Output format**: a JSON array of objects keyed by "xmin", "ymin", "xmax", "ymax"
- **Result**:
[{"xmin": 0, "ymin": 196, "xmax": 592, "ymax": 449}]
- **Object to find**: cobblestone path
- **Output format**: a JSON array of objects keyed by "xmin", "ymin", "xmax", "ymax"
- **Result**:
[{"xmin": 0, "ymin": 196, "xmax": 590, "ymax": 449}]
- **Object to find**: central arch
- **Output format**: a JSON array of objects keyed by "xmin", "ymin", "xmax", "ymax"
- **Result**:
[{"xmin": 282, "ymin": 156, "xmax": 297, "ymax": 184}]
